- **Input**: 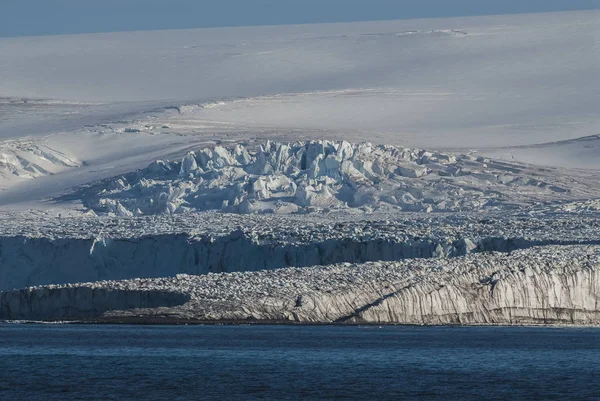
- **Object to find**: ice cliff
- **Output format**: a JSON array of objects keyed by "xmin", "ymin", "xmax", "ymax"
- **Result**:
[
  {"xmin": 63, "ymin": 140, "xmax": 583, "ymax": 215},
  {"xmin": 0, "ymin": 232, "xmax": 525, "ymax": 291},
  {"xmin": 2, "ymin": 212, "xmax": 599, "ymax": 291},
  {"xmin": 2, "ymin": 246, "xmax": 599, "ymax": 325}
]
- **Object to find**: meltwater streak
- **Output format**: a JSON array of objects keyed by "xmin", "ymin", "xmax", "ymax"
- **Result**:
[{"xmin": 0, "ymin": 325, "xmax": 599, "ymax": 400}]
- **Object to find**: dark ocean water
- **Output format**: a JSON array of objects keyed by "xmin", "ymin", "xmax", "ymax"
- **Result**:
[{"xmin": 0, "ymin": 324, "xmax": 599, "ymax": 401}]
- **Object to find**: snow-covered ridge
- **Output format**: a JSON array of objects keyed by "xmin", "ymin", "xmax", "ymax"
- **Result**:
[
  {"xmin": 0, "ymin": 141, "xmax": 80, "ymax": 182},
  {"xmin": 3, "ymin": 245, "xmax": 599, "ymax": 325},
  {"xmin": 476, "ymin": 134, "xmax": 600, "ymax": 170},
  {"xmin": 61, "ymin": 140, "xmax": 590, "ymax": 216}
]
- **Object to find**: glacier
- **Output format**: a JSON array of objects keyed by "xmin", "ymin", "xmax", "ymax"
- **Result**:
[
  {"xmin": 3, "ymin": 245, "xmax": 599, "ymax": 325},
  {"xmin": 58, "ymin": 140, "xmax": 597, "ymax": 216},
  {"xmin": 1, "ymin": 11, "xmax": 599, "ymax": 210},
  {"xmin": 0, "ymin": 11, "xmax": 598, "ymax": 325},
  {"xmin": 0, "ymin": 210, "xmax": 599, "ymax": 292}
]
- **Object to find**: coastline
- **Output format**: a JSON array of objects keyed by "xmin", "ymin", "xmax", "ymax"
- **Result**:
[{"xmin": 3, "ymin": 316, "xmax": 600, "ymax": 328}]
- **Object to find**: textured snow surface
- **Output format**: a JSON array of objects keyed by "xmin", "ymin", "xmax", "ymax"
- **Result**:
[
  {"xmin": 3, "ymin": 245, "xmax": 600, "ymax": 325},
  {"xmin": 58, "ymin": 140, "xmax": 600, "ymax": 216},
  {"xmin": 2, "ymin": 209, "xmax": 600, "ymax": 241}
]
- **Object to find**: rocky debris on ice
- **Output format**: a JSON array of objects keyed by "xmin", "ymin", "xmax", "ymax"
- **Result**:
[
  {"xmin": 539, "ymin": 199, "xmax": 600, "ymax": 214},
  {"xmin": 2, "ymin": 208, "xmax": 600, "ymax": 241},
  {"xmin": 2, "ymin": 245, "xmax": 599, "ymax": 325},
  {"xmin": 61, "ymin": 140, "xmax": 584, "ymax": 215}
]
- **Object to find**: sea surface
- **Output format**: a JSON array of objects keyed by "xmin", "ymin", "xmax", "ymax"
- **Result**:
[{"xmin": 0, "ymin": 324, "xmax": 599, "ymax": 400}]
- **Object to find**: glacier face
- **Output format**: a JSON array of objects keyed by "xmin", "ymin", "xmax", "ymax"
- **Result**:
[
  {"xmin": 2, "ymin": 245, "xmax": 599, "ymax": 325},
  {"xmin": 1, "ymin": 212, "xmax": 599, "ymax": 292},
  {"xmin": 0, "ymin": 11, "xmax": 598, "ymax": 326},
  {"xmin": 1, "ymin": 175, "xmax": 599, "ymax": 324},
  {"xmin": 0, "ymin": 230, "xmax": 512, "ymax": 291},
  {"xmin": 59, "ymin": 141, "xmax": 593, "ymax": 216},
  {"xmin": 0, "ymin": 287, "xmax": 190, "ymax": 321}
]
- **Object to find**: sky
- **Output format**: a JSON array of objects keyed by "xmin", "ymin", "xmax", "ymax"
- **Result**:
[{"xmin": 1, "ymin": 0, "xmax": 598, "ymax": 37}]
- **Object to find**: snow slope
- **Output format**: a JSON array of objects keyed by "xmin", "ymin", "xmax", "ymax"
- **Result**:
[
  {"xmin": 0, "ymin": 10, "xmax": 598, "ymax": 210},
  {"xmin": 474, "ymin": 135, "xmax": 600, "ymax": 170}
]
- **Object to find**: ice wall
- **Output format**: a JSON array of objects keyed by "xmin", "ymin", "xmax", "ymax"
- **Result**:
[
  {"xmin": 0, "ymin": 287, "xmax": 189, "ymax": 321},
  {"xmin": 0, "ymin": 231, "xmax": 575, "ymax": 291},
  {"xmin": 2, "ymin": 246, "xmax": 599, "ymax": 325},
  {"xmin": 187, "ymin": 247, "xmax": 600, "ymax": 325}
]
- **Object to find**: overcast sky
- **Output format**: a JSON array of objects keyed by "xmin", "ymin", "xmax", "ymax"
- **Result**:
[{"xmin": 1, "ymin": 0, "xmax": 598, "ymax": 37}]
